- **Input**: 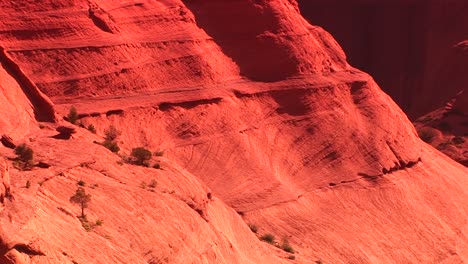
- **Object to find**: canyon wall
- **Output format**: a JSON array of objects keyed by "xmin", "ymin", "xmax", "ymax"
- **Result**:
[
  {"xmin": 298, "ymin": 0, "xmax": 468, "ymax": 118},
  {"xmin": 0, "ymin": 0, "xmax": 467, "ymax": 263}
]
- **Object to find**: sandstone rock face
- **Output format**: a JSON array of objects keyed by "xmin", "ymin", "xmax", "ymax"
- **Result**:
[
  {"xmin": 0, "ymin": 0, "xmax": 467, "ymax": 263},
  {"xmin": 297, "ymin": 0, "xmax": 468, "ymax": 118},
  {"xmin": 0, "ymin": 158, "xmax": 10, "ymax": 207}
]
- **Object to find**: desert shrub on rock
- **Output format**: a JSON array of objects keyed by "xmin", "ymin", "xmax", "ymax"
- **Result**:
[
  {"xmin": 103, "ymin": 140, "xmax": 120, "ymax": 153},
  {"xmin": 148, "ymin": 179, "xmax": 157, "ymax": 188},
  {"xmin": 417, "ymin": 127, "xmax": 437, "ymax": 143},
  {"xmin": 280, "ymin": 238, "xmax": 295, "ymax": 253},
  {"xmin": 104, "ymin": 125, "xmax": 120, "ymax": 141},
  {"xmin": 131, "ymin": 147, "xmax": 152, "ymax": 166},
  {"xmin": 102, "ymin": 125, "xmax": 121, "ymax": 153},
  {"xmin": 248, "ymin": 224, "xmax": 258, "ymax": 233},
  {"xmin": 87, "ymin": 124, "xmax": 96, "ymax": 134},
  {"xmin": 14, "ymin": 144, "xmax": 34, "ymax": 170},
  {"xmin": 67, "ymin": 106, "xmax": 79, "ymax": 124},
  {"xmin": 260, "ymin": 233, "xmax": 275, "ymax": 244},
  {"xmin": 70, "ymin": 187, "xmax": 91, "ymax": 218}
]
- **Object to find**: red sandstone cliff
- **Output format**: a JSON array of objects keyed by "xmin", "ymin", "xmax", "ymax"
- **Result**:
[
  {"xmin": 0, "ymin": 0, "xmax": 467, "ymax": 263},
  {"xmin": 298, "ymin": 0, "xmax": 468, "ymax": 118}
]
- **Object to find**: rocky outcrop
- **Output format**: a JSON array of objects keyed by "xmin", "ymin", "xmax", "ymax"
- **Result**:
[
  {"xmin": 0, "ymin": 158, "xmax": 10, "ymax": 207},
  {"xmin": 0, "ymin": 47, "xmax": 56, "ymax": 122},
  {"xmin": 0, "ymin": 135, "xmax": 16, "ymax": 149}
]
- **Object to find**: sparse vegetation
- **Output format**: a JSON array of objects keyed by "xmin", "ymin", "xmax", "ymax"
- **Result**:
[
  {"xmin": 104, "ymin": 125, "xmax": 120, "ymax": 141},
  {"xmin": 70, "ymin": 187, "xmax": 91, "ymax": 218},
  {"xmin": 102, "ymin": 125, "xmax": 120, "ymax": 153},
  {"xmin": 148, "ymin": 179, "xmax": 157, "ymax": 188},
  {"xmin": 155, "ymin": 151, "xmax": 164, "ymax": 157},
  {"xmin": 14, "ymin": 144, "xmax": 34, "ymax": 170},
  {"xmin": 280, "ymin": 238, "xmax": 295, "ymax": 253},
  {"xmin": 153, "ymin": 163, "xmax": 161, "ymax": 169},
  {"xmin": 15, "ymin": 143, "xmax": 33, "ymax": 163},
  {"xmin": 102, "ymin": 140, "xmax": 120, "ymax": 153},
  {"xmin": 95, "ymin": 219, "xmax": 104, "ymax": 226},
  {"xmin": 77, "ymin": 180, "xmax": 86, "ymax": 186},
  {"xmin": 417, "ymin": 127, "xmax": 436, "ymax": 143},
  {"xmin": 260, "ymin": 233, "xmax": 275, "ymax": 244},
  {"xmin": 87, "ymin": 124, "xmax": 96, "ymax": 134},
  {"xmin": 79, "ymin": 216, "xmax": 93, "ymax": 231},
  {"xmin": 67, "ymin": 106, "xmax": 79, "ymax": 124},
  {"xmin": 139, "ymin": 181, "xmax": 147, "ymax": 189},
  {"xmin": 131, "ymin": 147, "xmax": 152, "ymax": 166},
  {"xmin": 248, "ymin": 224, "xmax": 258, "ymax": 233},
  {"xmin": 25, "ymin": 180, "xmax": 31, "ymax": 189}
]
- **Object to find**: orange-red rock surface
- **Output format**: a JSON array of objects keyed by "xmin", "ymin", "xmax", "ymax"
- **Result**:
[{"xmin": 0, "ymin": 0, "xmax": 467, "ymax": 263}]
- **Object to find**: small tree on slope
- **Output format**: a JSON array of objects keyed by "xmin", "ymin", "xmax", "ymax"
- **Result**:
[{"xmin": 70, "ymin": 187, "xmax": 91, "ymax": 218}]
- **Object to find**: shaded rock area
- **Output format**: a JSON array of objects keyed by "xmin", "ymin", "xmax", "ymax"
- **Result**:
[{"xmin": 0, "ymin": 135, "xmax": 15, "ymax": 149}]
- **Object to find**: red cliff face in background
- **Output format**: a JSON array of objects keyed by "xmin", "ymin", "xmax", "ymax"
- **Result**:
[
  {"xmin": 0, "ymin": 0, "xmax": 467, "ymax": 263},
  {"xmin": 298, "ymin": 0, "xmax": 468, "ymax": 118}
]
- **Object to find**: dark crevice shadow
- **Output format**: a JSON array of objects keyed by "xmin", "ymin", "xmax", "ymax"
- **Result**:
[
  {"xmin": 0, "ymin": 47, "xmax": 56, "ymax": 122},
  {"xmin": 181, "ymin": 1, "xmax": 298, "ymax": 82}
]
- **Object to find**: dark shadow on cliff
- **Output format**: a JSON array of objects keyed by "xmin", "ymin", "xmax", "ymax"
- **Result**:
[
  {"xmin": 181, "ymin": 0, "xmax": 298, "ymax": 82},
  {"xmin": 297, "ymin": 0, "xmax": 468, "ymax": 119}
]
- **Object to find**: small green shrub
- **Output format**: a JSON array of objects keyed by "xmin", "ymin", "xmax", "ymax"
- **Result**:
[
  {"xmin": 280, "ymin": 238, "xmax": 295, "ymax": 253},
  {"xmin": 67, "ymin": 106, "xmax": 79, "ymax": 124},
  {"xmin": 79, "ymin": 216, "xmax": 93, "ymax": 231},
  {"xmin": 87, "ymin": 124, "xmax": 96, "ymax": 134},
  {"xmin": 95, "ymin": 219, "xmax": 104, "ymax": 226},
  {"xmin": 104, "ymin": 125, "xmax": 120, "ymax": 141},
  {"xmin": 15, "ymin": 143, "xmax": 33, "ymax": 163},
  {"xmin": 148, "ymin": 179, "xmax": 157, "ymax": 188},
  {"xmin": 70, "ymin": 187, "xmax": 91, "ymax": 218},
  {"xmin": 140, "ymin": 181, "xmax": 147, "ymax": 189},
  {"xmin": 102, "ymin": 140, "xmax": 120, "ymax": 153},
  {"xmin": 417, "ymin": 127, "xmax": 436, "ymax": 143},
  {"xmin": 260, "ymin": 233, "xmax": 275, "ymax": 244},
  {"xmin": 248, "ymin": 224, "xmax": 258, "ymax": 233},
  {"xmin": 77, "ymin": 180, "xmax": 86, "ymax": 186},
  {"xmin": 153, "ymin": 163, "xmax": 161, "ymax": 169},
  {"xmin": 25, "ymin": 180, "xmax": 31, "ymax": 189},
  {"xmin": 131, "ymin": 147, "xmax": 152, "ymax": 165}
]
